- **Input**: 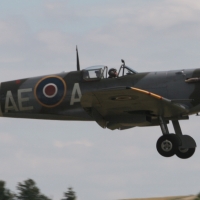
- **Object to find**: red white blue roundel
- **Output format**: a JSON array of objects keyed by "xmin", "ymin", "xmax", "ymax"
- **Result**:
[{"xmin": 34, "ymin": 76, "xmax": 66, "ymax": 107}]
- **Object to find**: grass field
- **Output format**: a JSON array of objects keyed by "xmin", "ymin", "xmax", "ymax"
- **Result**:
[{"xmin": 120, "ymin": 195, "xmax": 197, "ymax": 200}]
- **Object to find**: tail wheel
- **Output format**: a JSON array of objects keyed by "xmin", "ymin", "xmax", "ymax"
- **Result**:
[
  {"xmin": 176, "ymin": 147, "xmax": 195, "ymax": 159},
  {"xmin": 156, "ymin": 134, "xmax": 179, "ymax": 157}
]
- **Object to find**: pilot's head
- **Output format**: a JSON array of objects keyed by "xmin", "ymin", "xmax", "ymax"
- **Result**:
[{"xmin": 108, "ymin": 68, "xmax": 118, "ymax": 78}]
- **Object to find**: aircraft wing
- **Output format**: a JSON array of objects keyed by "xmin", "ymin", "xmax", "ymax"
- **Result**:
[{"xmin": 81, "ymin": 87, "xmax": 189, "ymax": 128}]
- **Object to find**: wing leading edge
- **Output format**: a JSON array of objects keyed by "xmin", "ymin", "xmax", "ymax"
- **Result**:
[{"xmin": 128, "ymin": 87, "xmax": 188, "ymax": 116}]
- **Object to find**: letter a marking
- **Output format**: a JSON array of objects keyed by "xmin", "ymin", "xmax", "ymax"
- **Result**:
[
  {"xmin": 70, "ymin": 83, "xmax": 82, "ymax": 105},
  {"xmin": 5, "ymin": 91, "xmax": 19, "ymax": 113}
]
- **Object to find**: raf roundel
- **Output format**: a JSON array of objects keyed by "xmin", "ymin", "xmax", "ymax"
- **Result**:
[
  {"xmin": 43, "ymin": 83, "xmax": 58, "ymax": 98},
  {"xmin": 34, "ymin": 76, "xmax": 67, "ymax": 108}
]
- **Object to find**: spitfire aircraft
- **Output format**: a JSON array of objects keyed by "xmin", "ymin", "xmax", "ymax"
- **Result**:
[{"xmin": 0, "ymin": 48, "xmax": 199, "ymax": 159}]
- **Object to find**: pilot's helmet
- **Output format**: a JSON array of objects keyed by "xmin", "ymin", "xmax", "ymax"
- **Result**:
[{"xmin": 108, "ymin": 68, "xmax": 117, "ymax": 77}]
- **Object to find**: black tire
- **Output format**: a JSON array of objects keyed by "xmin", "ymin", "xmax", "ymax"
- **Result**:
[
  {"xmin": 176, "ymin": 147, "xmax": 195, "ymax": 159},
  {"xmin": 156, "ymin": 134, "xmax": 180, "ymax": 157}
]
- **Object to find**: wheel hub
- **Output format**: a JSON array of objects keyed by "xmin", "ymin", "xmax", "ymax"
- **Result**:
[{"xmin": 161, "ymin": 140, "xmax": 173, "ymax": 152}]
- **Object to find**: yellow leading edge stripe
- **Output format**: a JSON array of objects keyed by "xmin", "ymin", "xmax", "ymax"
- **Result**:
[{"xmin": 130, "ymin": 87, "xmax": 163, "ymax": 100}]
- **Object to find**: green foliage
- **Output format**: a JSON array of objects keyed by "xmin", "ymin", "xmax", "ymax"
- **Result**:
[
  {"xmin": 16, "ymin": 179, "xmax": 51, "ymax": 200},
  {"xmin": 195, "ymin": 193, "xmax": 200, "ymax": 200},
  {"xmin": 62, "ymin": 187, "xmax": 76, "ymax": 200},
  {"xmin": 0, "ymin": 180, "xmax": 15, "ymax": 200},
  {"xmin": 0, "ymin": 179, "xmax": 78, "ymax": 200}
]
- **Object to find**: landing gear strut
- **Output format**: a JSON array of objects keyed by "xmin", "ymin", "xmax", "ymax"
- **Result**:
[{"xmin": 156, "ymin": 116, "xmax": 196, "ymax": 159}]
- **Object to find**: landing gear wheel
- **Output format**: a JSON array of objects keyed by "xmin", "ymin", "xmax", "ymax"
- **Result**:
[
  {"xmin": 176, "ymin": 147, "xmax": 195, "ymax": 159},
  {"xmin": 156, "ymin": 134, "xmax": 179, "ymax": 157}
]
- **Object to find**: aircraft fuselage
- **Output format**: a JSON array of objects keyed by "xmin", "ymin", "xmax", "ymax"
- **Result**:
[{"xmin": 0, "ymin": 68, "xmax": 200, "ymax": 121}]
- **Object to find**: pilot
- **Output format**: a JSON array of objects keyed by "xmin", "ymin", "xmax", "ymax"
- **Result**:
[{"xmin": 108, "ymin": 68, "xmax": 118, "ymax": 78}]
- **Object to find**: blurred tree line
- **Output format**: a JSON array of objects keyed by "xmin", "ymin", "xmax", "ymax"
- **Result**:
[
  {"xmin": 0, "ymin": 179, "xmax": 76, "ymax": 200},
  {"xmin": 196, "ymin": 193, "xmax": 200, "ymax": 200}
]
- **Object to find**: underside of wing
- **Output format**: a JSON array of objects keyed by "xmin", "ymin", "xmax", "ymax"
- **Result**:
[{"xmin": 81, "ymin": 87, "xmax": 189, "ymax": 130}]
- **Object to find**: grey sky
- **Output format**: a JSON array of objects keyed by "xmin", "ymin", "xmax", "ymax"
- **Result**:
[{"xmin": 0, "ymin": 1, "xmax": 200, "ymax": 200}]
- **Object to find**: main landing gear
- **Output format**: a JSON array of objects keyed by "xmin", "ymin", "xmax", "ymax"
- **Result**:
[{"xmin": 156, "ymin": 116, "xmax": 196, "ymax": 159}]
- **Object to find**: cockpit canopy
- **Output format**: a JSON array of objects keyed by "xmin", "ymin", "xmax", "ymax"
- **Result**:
[
  {"xmin": 83, "ymin": 65, "xmax": 108, "ymax": 81},
  {"xmin": 82, "ymin": 64, "xmax": 137, "ymax": 81},
  {"xmin": 118, "ymin": 65, "xmax": 137, "ymax": 77}
]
